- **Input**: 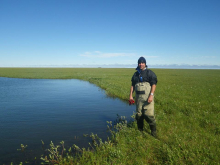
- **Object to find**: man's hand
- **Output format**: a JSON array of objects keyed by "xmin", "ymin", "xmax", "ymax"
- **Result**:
[
  {"xmin": 129, "ymin": 95, "xmax": 134, "ymax": 100},
  {"xmin": 129, "ymin": 86, "xmax": 135, "ymax": 105},
  {"xmin": 148, "ymin": 85, "xmax": 156, "ymax": 103},
  {"xmin": 148, "ymin": 95, "xmax": 154, "ymax": 103}
]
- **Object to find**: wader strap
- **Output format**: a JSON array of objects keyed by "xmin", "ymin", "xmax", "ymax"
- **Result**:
[{"xmin": 136, "ymin": 91, "xmax": 145, "ymax": 94}]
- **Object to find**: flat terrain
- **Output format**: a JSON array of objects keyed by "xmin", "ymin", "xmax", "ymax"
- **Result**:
[{"xmin": 0, "ymin": 68, "xmax": 219, "ymax": 164}]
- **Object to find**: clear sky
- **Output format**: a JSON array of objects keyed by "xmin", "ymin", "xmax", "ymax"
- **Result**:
[{"xmin": 0, "ymin": 0, "xmax": 220, "ymax": 67}]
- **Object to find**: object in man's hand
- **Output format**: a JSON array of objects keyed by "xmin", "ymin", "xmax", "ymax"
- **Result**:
[{"xmin": 128, "ymin": 99, "xmax": 135, "ymax": 105}]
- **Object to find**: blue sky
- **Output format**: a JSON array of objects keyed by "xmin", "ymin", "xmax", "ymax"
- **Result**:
[{"xmin": 0, "ymin": 0, "xmax": 220, "ymax": 67}]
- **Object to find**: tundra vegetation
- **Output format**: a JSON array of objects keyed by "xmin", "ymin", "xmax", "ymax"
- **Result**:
[{"xmin": 0, "ymin": 68, "xmax": 219, "ymax": 164}]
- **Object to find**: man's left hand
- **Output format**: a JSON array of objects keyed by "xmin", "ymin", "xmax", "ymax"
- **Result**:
[{"xmin": 148, "ymin": 95, "xmax": 154, "ymax": 103}]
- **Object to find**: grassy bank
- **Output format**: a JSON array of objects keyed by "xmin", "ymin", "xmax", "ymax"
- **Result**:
[{"xmin": 1, "ymin": 68, "xmax": 220, "ymax": 164}]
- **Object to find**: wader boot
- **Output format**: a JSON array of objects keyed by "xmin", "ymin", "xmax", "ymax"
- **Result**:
[
  {"xmin": 137, "ymin": 116, "xmax": 144, "ymax": 131},
  {"xmin": 150, "ymin": 124, "xmax": 157, "ymax": 138},
  {"xmin": 136, "ymin": 114, "xmax": 144, "ymax": 131}
]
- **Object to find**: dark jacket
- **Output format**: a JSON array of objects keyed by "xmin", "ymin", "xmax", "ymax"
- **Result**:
[{"xmin": 131, "ymin": 68, "xmax": 157, "ymax": 87}]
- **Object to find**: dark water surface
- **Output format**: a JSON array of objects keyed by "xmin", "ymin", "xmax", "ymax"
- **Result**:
[{"xmin": 0, "ymin": 77, "xmax": 135, "ymax": 164}]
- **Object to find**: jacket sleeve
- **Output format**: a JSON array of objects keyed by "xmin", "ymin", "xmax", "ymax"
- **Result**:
[
  {"xmin": 149, "ymin": 70, "xmax": 157, "ymax": 86},
  {"xmin": 131, "ymin": 75, "xmax": 135, "ymax": 87},
  {"xmin": 131, "ymin": 72, "xmax": 138, "ymax": 87}
]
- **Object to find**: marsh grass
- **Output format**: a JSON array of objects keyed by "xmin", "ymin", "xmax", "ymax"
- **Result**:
[{"xmin": 1, "ymin": 68, "xmax": 220, "ymax": 164}]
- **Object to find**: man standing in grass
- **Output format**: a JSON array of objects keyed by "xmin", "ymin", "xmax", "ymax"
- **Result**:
[{"xmin": 129, "ymin": 57, "xmax": 158, "ymax": 137}]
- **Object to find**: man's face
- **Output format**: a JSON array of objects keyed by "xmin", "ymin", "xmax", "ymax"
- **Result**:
[{"xmin": 138, "ymin": 62, "xmax": 146, "ymax": 70}]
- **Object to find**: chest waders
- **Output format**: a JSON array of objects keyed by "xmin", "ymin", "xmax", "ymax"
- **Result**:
[{"xmin": 135, "ymin": 82, "xmax": 157, "ymax": 137}]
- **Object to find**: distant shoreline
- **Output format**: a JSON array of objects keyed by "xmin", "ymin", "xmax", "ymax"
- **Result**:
[{"xmin": 0, "ymin": 66, "xmax": 220, "ymax": 69}]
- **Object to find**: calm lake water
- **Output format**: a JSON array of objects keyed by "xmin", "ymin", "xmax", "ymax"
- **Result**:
[{"xmin": 0, "ymin": 77, "xmax": 135, "ymax": 164}]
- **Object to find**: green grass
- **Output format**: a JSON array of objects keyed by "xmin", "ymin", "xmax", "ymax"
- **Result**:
[{"xmin": 1, "ymin": 68, "xmax": 220, "ymax": 164}]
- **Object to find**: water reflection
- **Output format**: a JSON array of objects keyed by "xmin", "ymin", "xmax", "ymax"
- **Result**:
[{"xmin": 0, "ymin": 77, "xmax": 135, "ymax": 164}]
